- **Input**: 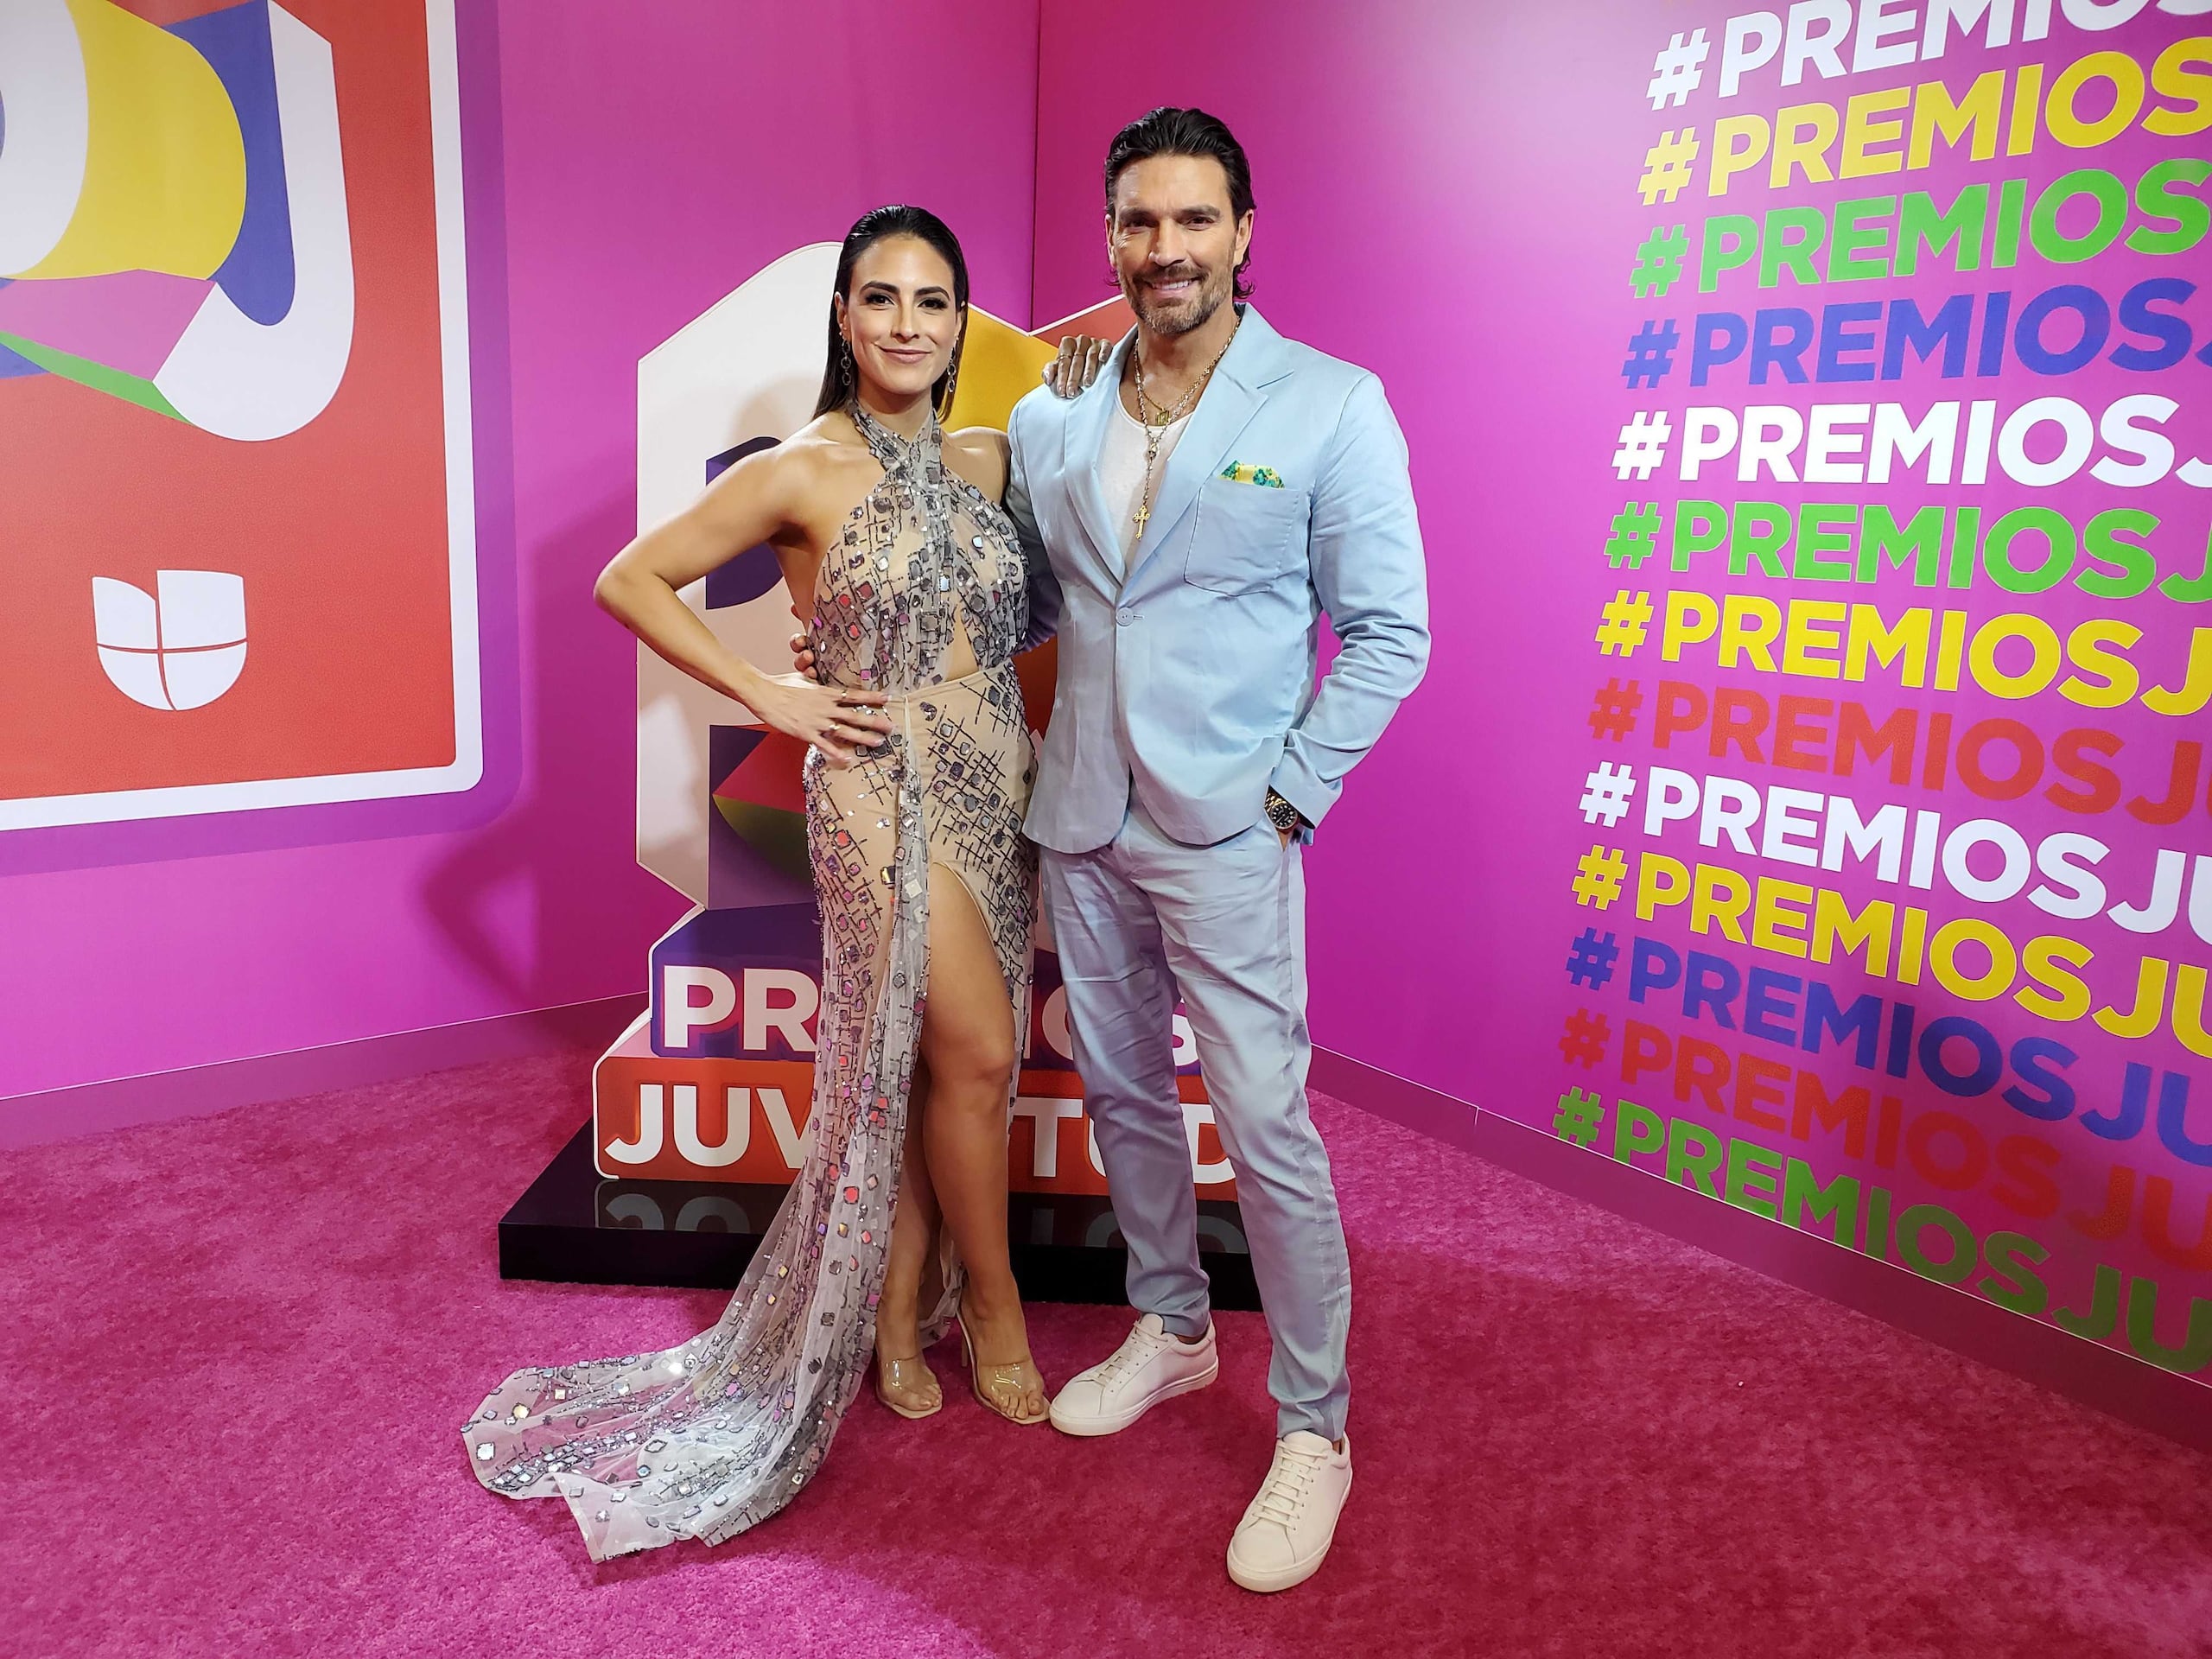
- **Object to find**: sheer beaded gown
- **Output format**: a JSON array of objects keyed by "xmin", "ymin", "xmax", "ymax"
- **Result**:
[{"xmin": 463, "ymin": 406, "xmax": 1039, "ymax": 1560}]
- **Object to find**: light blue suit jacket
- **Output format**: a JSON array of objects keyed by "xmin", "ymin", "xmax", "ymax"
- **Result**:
[{"xmin": 1006, "ymin": 306, "xmax": 1430, "ymax": 855}]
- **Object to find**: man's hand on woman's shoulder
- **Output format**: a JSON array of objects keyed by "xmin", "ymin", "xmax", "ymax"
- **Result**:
[{"xmin": 1043, "ymin": 335, "xmax": 1115, "ymax": 400}]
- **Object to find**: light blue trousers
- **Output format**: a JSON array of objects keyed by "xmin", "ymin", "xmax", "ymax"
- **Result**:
[{"xmin": 1039, "ymin": 799, "xmax": 1351, "ymax": 1440}]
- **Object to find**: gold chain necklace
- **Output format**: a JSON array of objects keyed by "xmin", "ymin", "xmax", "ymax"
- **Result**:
[{"xmin": 1130, "ymin": 319, "xmax": 1236, "ymax": 538}]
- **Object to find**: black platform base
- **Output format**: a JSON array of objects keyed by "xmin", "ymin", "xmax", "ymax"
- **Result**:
[{"xmin": 499, "ymin": 1126, "xmax": 1261, "ymax": 1308}]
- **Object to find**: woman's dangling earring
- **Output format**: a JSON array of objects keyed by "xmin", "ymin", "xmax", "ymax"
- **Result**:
[{"xmin": 942, "ymin": 352, "xmax": 959, "ymax": 413}]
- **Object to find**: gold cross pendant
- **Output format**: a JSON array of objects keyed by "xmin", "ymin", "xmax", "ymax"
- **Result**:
[{"xmin": 1132, "ymin": 499, "xmax": 1150, "ymax": 536}]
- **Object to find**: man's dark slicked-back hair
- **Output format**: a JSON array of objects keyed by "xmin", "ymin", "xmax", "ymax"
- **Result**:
[{"xmin": 1103, "ymin": 106, "xmax": 1255, "ymax": 300}]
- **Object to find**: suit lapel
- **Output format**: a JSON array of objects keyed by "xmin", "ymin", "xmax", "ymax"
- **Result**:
[
  {"xmin": 1122, "ymin": 307, "xmax": 1283, "ymax": 588},
  {"xmin": 1059, "ymin": 329, "xmax": 1133, "ymax": 591},
  {"xmin": 1122, "ymin": 378, "xmax": 1260, "ymax": 588}
]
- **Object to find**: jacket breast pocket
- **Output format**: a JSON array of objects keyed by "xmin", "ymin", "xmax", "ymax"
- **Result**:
[{"xmin": 1183, "ymin": 480, "xmax": 1310, "ymax": 594}]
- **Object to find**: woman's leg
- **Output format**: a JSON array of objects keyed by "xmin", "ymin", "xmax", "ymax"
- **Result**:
[
  {"xmin": 918, "ymin": 863, "xmax": 1043, "ymax": 1420},
  {"xmin": 880, "ymin": 1063, "xmax": 941, "ymax": 1343},
  {"xmin": 874, "ymin": 1070, "xmax": 944, "ymax": 1412}
]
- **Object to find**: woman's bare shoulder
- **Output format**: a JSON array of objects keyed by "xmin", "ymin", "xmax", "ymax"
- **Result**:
[
  {"xmin": 944, "ymin": 425, "xmax": 1011, "ymax": 501},
  {"xmin": 705, "ymin": 413, "xmax": 874, "ymax": 550},
  {"xmin": 772, "ymin": 414, "xmax": 878, "ymax": 496},
  {"xmin": 776, "ymin": 410, "xmax": 868, "ymax": 469}
]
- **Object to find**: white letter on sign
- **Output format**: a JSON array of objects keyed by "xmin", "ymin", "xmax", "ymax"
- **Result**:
[
  {"xmin": 1012, "ymin": 1096, "xmax": 1084, "ymax": 1177},
  {"xmin": 662, "ymin": 966, "xmax": 735, "ymax": 1048},
  {"xmin": 743, "ymin": 968, "xmax": 820, "ymax": 1052},
  {"xmin": 674, "ymin": 1084, "xmax": 749, "ymax": 1166},
  {"xmin": 606, "ymin": 1084, "xmax": 666, "ymax": 1164}
]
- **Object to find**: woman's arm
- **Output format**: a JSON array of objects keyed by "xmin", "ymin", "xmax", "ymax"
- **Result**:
[{"xmin": 594, "ymin": 443, "xmax": 891, "ymax": 766}]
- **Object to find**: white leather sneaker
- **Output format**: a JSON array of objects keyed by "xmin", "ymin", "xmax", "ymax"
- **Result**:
[
  {"xmin": 1047, "ymin": 1313, "xmax": 1218, "ymax": 1436},
  {"xmin": 1226, "ymin": 1430, "xmax": 1352, "ymax": 1592}
]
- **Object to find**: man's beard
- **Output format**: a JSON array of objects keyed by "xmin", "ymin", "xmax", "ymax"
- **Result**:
[{"xmin": 1125, "ymin": 264, "xmax": 1230, "ymax": 337}]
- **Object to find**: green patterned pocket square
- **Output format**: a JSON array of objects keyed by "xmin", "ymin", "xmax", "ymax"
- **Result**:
[{"xmin": 1218, "ymin": 461, "xmax": 1285, "ymax": 488}]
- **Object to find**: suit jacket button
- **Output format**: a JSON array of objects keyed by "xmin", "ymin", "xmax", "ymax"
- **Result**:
[{"xmin": 1116, "ymin": 608, "xmax": 1135, "ymax": 627}]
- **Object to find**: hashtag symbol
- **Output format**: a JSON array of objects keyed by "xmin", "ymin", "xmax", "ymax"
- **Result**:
[
  {"xmin": 1559, "ymin": 1009, "xmax": 1610, "ymax": 1069},
  {"xmin": 1621, "ymin": 321, "xmax": 1680, "ymax": 390},
  {"xmin": 1554, "ymin": 1086, "xmax": 1606, "ymax": 1145},
  {"xmin": 1611, "ymin": 411, "xmax": 1671, "ymax": 480},
  {"xmin": 1565, "ymin": 929, "xmax": 1620, "ymax": 990},
  {"xmin": 1572, "ymin": 844, "xmax": 1629, "ymax": 910},
  {"xmin": 1579, "ymin": 761, "xmax": 1637, "ymax": 827},
  {"xmin": 1637, "ymin": 129, "xmax": 1700, "ymax": 206},
  {"xmin": 1646, "ymin": 29, "xmax": 1709, "ymax": 110},
  {"xmin": 1603, "ymin": 503, "xmax": 1660, "ymax": 569},
  {"xmin": 1630, "ymin": 224, "xmax": 1688, "ymax": 299},
  {"xmin": 1587, "ymin": 678, "xmax": 1642, "ymax": 741},
  {"xmin": 1594, "ymin": 591, "xmax": 1653, "ymax": 658}
]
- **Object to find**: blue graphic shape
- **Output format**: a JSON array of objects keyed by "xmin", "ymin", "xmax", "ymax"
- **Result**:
[
  {"xmin": 168, "ymin": 0, "xmax": 296, "ymax": 327},
  {"xmin": 704, "ymin": 436, "xmax": 786, "ymax": 611}
]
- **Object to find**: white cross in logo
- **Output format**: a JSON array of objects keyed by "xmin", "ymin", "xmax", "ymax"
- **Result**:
[{"xmin": 91, "ymin": 570, "xmax": 248, "ymax": 710}]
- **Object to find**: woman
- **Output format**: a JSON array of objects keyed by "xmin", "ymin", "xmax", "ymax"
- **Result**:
[{"xmin": 463, "ymin": 207, "xmax": 1056, "ymax": 1561}]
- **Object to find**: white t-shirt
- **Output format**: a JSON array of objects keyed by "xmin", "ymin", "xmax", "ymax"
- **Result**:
[{"xmin": 1098, "ymin": 393, "xmax": 1192, "ymax": 569}]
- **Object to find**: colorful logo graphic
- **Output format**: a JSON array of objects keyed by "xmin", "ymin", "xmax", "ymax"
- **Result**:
[
  {"xmin": 0, "ymin": 0, "xmax": 353, "ymax": 439},
  {"xmin": 0, "ymin": 0, "xmax": 479, "ymax": 831},
  {"xmin": 90, "ymin": 569, "xmax": 248, "ymax": 710}
]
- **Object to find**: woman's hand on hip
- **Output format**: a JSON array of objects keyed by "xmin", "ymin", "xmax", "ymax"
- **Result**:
[{"xmin": 748, "ymin": 674, "xmax": 890, "ymax": 768}]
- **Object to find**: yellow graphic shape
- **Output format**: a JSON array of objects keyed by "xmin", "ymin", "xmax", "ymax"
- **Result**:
[
  {"xmin": 944, "ymin": 306, "xmax": 1057, "ymax": 432},
  {"xmin": 22, "ymin": 0, "xmax": 246, "ymax": 281}
]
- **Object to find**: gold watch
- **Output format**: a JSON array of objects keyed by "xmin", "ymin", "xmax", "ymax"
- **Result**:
[{"xmin": 1265, "ymin": 790, "xmax": 1304, "ymax": 835}]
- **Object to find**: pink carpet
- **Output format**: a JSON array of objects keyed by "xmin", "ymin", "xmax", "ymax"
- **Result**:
[{"xmin": 8, "ymin": 1053, "xmax": 2209, "ymax": 1657}]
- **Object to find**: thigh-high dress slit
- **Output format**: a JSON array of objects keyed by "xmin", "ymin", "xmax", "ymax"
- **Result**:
[{"xmin": 461, "ymin": 406, "xmax": 1036, "ymax": 1560}]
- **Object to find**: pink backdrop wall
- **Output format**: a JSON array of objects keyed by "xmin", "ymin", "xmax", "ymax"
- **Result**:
[
  {"xmin": 1037, "ymin": 0, "xmax": 2212, "ymax": 1093},
  {"xmin": 1033, "ymin": 0, "xmax": 2212, "ymax": 1403},
  {"xmin": 1032, "ymin": 0, "xmax": 1554, "ymax": 1100},
  {"xmin": 0, "ymin": 0, "xmax": 1040, "ymax": 1115}
]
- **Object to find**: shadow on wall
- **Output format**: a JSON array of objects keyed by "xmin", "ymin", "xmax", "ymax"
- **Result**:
[{"xmin": 423, "ymin": 480, "xmax": 686, "ymax": 1007}]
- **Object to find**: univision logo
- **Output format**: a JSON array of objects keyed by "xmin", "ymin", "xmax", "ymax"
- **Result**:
[{"xmin": 92, "ymin": 570, "xmax": 247, "ymax": 710}]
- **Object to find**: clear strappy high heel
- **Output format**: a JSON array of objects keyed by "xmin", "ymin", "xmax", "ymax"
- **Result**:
[
  {"xmin": 957, "ymin": 1300, "xmax": 1049, "ymax": 1425},
  {"xmin": 874, "ymin": 1348, "xmax": 944, "ymax": 1420}
]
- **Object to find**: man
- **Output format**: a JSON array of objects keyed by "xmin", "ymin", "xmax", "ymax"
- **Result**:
[{"xmin": 1010, "ymin": 107, "xmax": 1429, "ymax": 1593}]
